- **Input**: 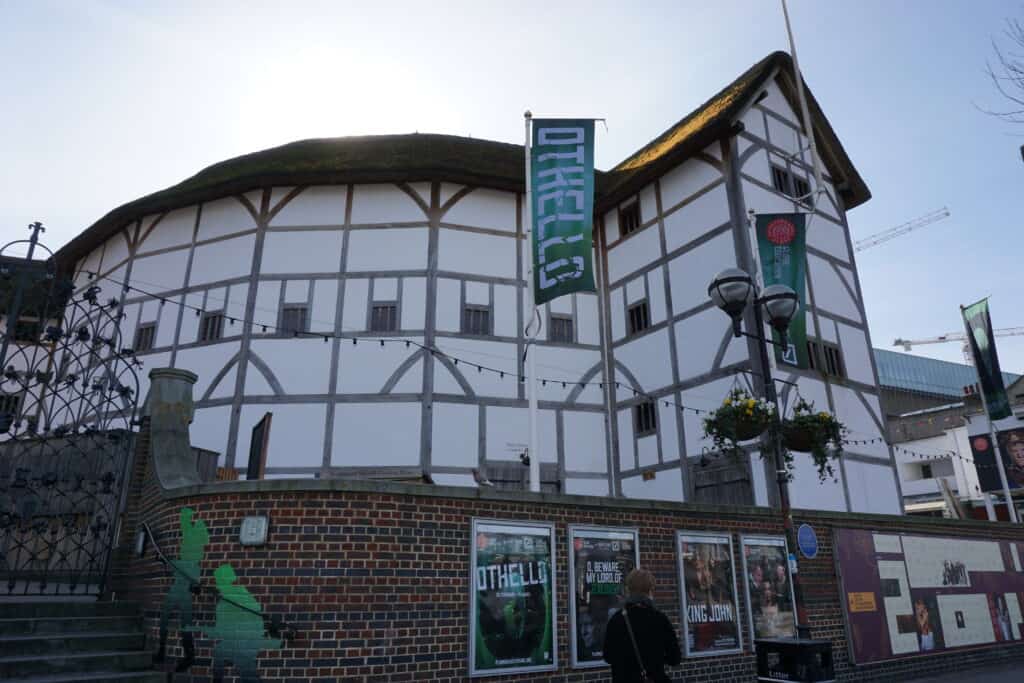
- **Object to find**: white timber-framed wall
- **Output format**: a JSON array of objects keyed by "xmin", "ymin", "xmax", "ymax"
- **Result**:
[{"xmin": 63, "ymin": 58, "xmax": 902, "ymax": 514}]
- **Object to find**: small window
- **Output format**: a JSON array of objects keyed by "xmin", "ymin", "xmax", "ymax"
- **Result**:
[
  {"xmin": 549, "ymin": 315, "xmax": 574, "ymax": 343},
  {"xmin": 619, "ymin": 201, "xmax": 641, "ymax": 237},
  {"xmin": 627, "ymin": 301, "xmax": 650, "ymax": 336},
  {"xmin": 634, "ymin": 401, "xmax": 657, "ymax": 437},
  {"xmin": 792, "ymin": 175, "xmax": 811, "ymax": 202},
  {"xmin": 807, "ymin": 339, "xmax": 845, "ymax": 379},
  {"xmin": 462, "ymin": 305, "xmax": 491, "ymax": 336},
  {"xmin": 370, "ymin": 303, "xmax": 398, "ymax": 332},
  {"xmin": 771, "ymin": 165, "xmax": 791, "ymax": 195},
  {"xmin": 199, "ymin": 312, "xmax": 224, "ymax": 342},
  {"xmin": 0, "ymin": 393, "xmax": 21, "ymax": 419},
  {"xmin": 921, "ymin": 464, "xmax": 933, "ymax": 480},
  {"xmin": 806, "ymin": 340, "xmax": 819, "ymax": 371},
  {"xmin": 134, "ymin": 323, "xmax": 156, "ymax": 352},
  {"xmin": 11, "ymin": 318, "xmax": 40, "ymax": 344},
  {"xmin": 281, "ymin": 306, "xmax": 309, "ymax": 335}
]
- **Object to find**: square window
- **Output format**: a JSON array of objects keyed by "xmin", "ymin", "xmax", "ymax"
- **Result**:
[
  {"xmin": 634, "ymin": 401, "xmax": 657, "ymax": 437},
  {"xmin": 281, "ymin": 306, "xmax": 309, "ymax": 335},
  {"xmin": 771, "ymin": 165, "xmax": 791, "ymax": 195},
  {"xmin": 792, "ymin": 175, "xmax": 811, "ymax": 202},
  {"xmin": 199, "ymin": 312, "xmax": 224, "ymax": 342},
  {"xmin": 619, "ymin": 201, "xmax": 641, "ymax": 237},
  {"xmin": 462, "ymin": 305, "xmax": 491, "ymax": 336},
  {"xmin": 921, "ymin": 464, "xmax": 933, "ymax": 479},
  {"xmin": 549, "ymin": 315, "xmax": 574, "ymax": 343},
  {"xmin": 370, "ymin": 303, "xmax": 398, "ymax": 332},
  {"xmin": 627, "ymin": 301, "xmax": 650, "ymax": 336},
  {"xmin": 134, "ymin": 323, "xmax": 156, "ymax": 352}
]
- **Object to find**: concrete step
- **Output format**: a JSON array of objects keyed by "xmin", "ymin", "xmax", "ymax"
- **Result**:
[
  {"xmin": 0, "ymin": 615, "xmax": 141, "ymax": 637},
  {"xmin": 3, "ymin": 671, "xmax": 164, "ymax": 683},
  {"xmin": 0, "ymin": 602, "xmax": 141, "ymax": 620},
  {"xmin": 0, "ymin": 650, "xmax": 153, "ymax": 679},
  {"xmin": 0, "ymin": 632, "xmax": 145, "ymax": 657}
]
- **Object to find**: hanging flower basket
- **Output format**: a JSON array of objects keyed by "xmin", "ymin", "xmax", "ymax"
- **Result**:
[
  {"xmin": 703, "ymin": 388, "xmax": 774, "ymax": 455},
  {"xmin": 781, "ymin": 398, "xmax": 845, "ymax": 481}
]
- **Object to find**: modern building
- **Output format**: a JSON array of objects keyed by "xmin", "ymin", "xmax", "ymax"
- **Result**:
[{"xmin": 53, "ymin": 51, "xmax": 898, "ymax": 513}]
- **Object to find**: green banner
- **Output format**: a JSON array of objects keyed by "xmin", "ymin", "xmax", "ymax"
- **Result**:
[
  {"xmin": 962, "ymin": 298, "xmax": 1011, "ymax": 420},
  {"xmin": 530, "ymin": 119, "xmax": 596, "ymax": 305},
  {"xmin": 755, "ymin": 213, "xmax": 808, "ymax": 368},
  {"xmin": 471, "ymin": 521, "xmax": 555, "ymax": 675}
]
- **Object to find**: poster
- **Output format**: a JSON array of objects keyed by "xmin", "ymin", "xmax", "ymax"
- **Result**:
[
  {"xmin": 470, "ymin": 519, "xmax": 556, "ymax": 677},
  {"xmin": 997, "ymin": 428, "xmax": 1024, "ymax": 489},
  {"xmin": 741, "ymin": 535, "xmax": 797, "ymax": 639},
  {"xmin": 678, "ymin": 532, "xmax": 742, "ymax": 656},
  {"xmin": 567, "ymin": 526, "xmax": 638, "ymax": 667},
  {"xmin": 961, "ymin": 298, "xmax": 1011, "ymax": 420},
  {"xmin": 755, "ymin": 212, "xmax": 808, "ymax": 368}
]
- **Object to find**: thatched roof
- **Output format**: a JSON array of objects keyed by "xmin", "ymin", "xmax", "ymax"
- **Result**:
[{"xmin": 56, "ymin": 51, "xmax": 868, "ymax": 267}]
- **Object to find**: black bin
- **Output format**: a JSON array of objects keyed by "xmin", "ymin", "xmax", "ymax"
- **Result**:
[{"xmin": 754, "ymin": 638, "xmax": 834, "ymax": 682}]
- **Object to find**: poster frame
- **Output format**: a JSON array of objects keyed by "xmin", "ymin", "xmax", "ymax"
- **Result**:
[
  {"xmin": 740, "ymin": 534, "xmax": 799, "ymax": 642},
  {"xmin": 468, "ymin": 517, "xmax": 558, "ymax": 678},
  {"xmin": 677, "ymin": 530, "xmax": 744, "ymax": 658},
  {"xmin": 567, "ymin": 524, "xmax": 640, "ymax": 668}
]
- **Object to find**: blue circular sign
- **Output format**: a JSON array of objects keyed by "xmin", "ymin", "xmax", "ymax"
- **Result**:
[{"xmin": 797, "ymin": 523, "xmax": 818, "ymax": 559}]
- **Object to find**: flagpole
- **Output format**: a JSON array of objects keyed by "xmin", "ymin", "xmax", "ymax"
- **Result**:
[
  {"xmin": 961, "ymin": 305, "xmax": 1019, "ymax": 523},
  {"xmin": 524, "ymin": 110, "xmax": 541, "ymax": 493},
  {"xmin": 780, "ymin": 0, "xmax": 825, "ymax": 204}
]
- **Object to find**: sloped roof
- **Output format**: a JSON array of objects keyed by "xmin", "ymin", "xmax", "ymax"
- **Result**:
[
  {"xmin": 873, "ymin": 348, "xmax": 1021, "ymax": 398},
  {"xmin": 56, "ymin": 51, "xmax": 869, "ymax": 268}
]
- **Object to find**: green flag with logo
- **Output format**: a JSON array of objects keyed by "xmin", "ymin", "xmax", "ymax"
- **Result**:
[
  {"xmin": 530, "ymin": 119, "xmax": 596, "ymax": 305},
  {"xmin": 962, "ymin": 298, "xmax": 1011, "ymax": 420},
  {"xmin": 756, "ymin": 213, "xmax": 808, "ymax": 368}
]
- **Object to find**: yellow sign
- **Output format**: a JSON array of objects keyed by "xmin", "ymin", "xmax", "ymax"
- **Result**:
[{"xmin": 848, "ymin": 592, "xmax": 877, "ymax": 613}]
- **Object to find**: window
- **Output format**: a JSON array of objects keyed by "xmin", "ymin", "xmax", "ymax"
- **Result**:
[
  {"xmin": 634, "ymin": 401, "xmax": 657, "ymax": 437},
  {"xmin": 920, "ymin": 464, "xmax": 933, "ymax": 479},
  {"xmin": 807, "ymin": 339, "xmax": 845, "ymax": 379},
  {"xmin": 627, "ymin": 301, "xmax": 650, "ymax": 336},
  {"xmin": 770, "ymin": 164, "xmax": 811, "ymax": 205},
  {"xmin": 462, "ymin": 305, "xmax": 491, "ymax": 336},
  {"xmin": 199, "ymin": 312, "xmax": 224, "ymax": 342},
  {"xmin": 11, "ymin": 318, "xmax": 40, "ymax": 344},
  {"xmin": 281, "ymin": 306, "xmax": 309, "ymax": 335},
  {"xmin": 134, "ymin": 323, "xmax": 156, "ymax": 352},
  {"xmin": 370, "ymin": 303, "xmax": 398, "ymax": 332},
  {"xmin": 549, "ymin": 315, "xmax": 574, "ymax": 343},
  {"xmin": 619, "ymin": 201, "xmax": 641, "ymax": 237},
  {"xmin": 771, "ymin": 165, "xmax": 791, "ymax": 195},
  {"xmin": 792, "ymin": 175, "xmax": 811, "ymax": 202},
  {"xmin": 0, "ymin": 393, "xmax": 21, "ymax": 419}
]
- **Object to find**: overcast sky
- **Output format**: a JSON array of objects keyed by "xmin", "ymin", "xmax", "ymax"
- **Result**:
[{"xmin": 3, "ymin": 0, "xmax": 1023, "ymax": 373}]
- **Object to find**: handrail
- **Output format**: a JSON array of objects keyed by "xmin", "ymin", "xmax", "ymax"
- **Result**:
[{"xmin": 138, "ymin": 520, "xmax": 295, "ymax": 641}]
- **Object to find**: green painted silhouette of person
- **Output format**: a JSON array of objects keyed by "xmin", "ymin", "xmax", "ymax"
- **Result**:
[{"xmin": 157, "ymin": 507, "xmax": 208, "ymax": 669}]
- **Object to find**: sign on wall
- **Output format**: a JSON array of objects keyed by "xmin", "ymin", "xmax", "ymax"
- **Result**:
[
  {"xmin": 470, "ymin": 519, "xmax": 557, "ymax": 677},
  {"xmin": 755, "ymin": 213, "xmax": 808, "ymax": 368},
  {"xmin": 568, "ymin": 526, "xmax": 639, "ymax": 667},
  {"xmin": 971, "ymin": 429, "xmax": 1024, "ymax": 493},
  {"xmin": 741, "ymin": 535, "xmax": 798, "ymax": 639},
  {"xmin": 678, "ymin": 531, "xmax": 742, "ymax": 657},
  {"xmin": 834, "ymin": 528, "xmax": 1024, "ymax": 664},
  {"xmin": 530, "ymin": 119, "xmax": 597, "ymax": 305}
]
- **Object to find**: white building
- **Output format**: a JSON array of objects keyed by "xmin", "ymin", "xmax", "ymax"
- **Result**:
[{"xmin": 55, "ymin": 52, "xmax": 900, "ymax": 513}]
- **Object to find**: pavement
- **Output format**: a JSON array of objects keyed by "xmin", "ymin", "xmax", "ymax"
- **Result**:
[{"xmin": 906, "ymin": 662, "xmax": 1022, "ymax": 682}]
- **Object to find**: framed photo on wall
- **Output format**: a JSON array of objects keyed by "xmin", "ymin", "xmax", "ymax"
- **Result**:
[
  {"xmin": 469, "ymin": 519, "xmax": 557, "ymax": 677},
  {"xmin": 741, "ymin": 535, "xmax": 798, "ymax": 640},
  {"xmin": 677, "ymin": 531, "xmax": 743, "ymax": 657},
  {"xmin": 567, "ymin": 525, "xmax": 640, "ymax": 667}
]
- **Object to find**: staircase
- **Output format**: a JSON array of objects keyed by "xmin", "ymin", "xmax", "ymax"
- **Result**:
[{"xmin": 0, "ymin": 601, "xmax": 161, "ymax": 682}]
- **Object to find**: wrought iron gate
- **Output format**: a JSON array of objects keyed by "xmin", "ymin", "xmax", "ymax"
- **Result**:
[{"xmin": 0, "ymin": 223, "xmax": 139, "ymax": 597}]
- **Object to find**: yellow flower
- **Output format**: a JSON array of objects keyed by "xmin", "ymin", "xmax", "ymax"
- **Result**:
[
  {"xmin": 746, "ymin": 399, "xmax": 756, "ymax": 408},
  {"xmin": 818, "ymin": 412, "xmax": 830, "ymax": 419},
  {"xmin": 724, "ymin": 398, "xmax": 732, "ymax": 406}
]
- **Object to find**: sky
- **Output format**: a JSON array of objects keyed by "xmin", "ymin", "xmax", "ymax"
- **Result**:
[{"xmin": 2, "ymin": 0, "xmax": 1023, "ymax": 373}]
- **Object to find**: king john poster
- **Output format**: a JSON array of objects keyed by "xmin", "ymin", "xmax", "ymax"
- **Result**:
[
  {"xmin": 756, "ymin": 213, "xmax": 808, "ymax": 368},
  {"xmin": 678, "ymin": 532, "xmax": 742, "ymax": 656},
  {"xmin": 470, "ymin": 519, "xmax": 556, "ymax": 677},
  {"xmin": 568, "ymin": 526, "xmax": 639, "ymax": 667}
]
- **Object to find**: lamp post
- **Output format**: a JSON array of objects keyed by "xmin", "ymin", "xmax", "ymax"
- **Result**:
[{"xmin": 707, "ymin": 267, "xmax": 811, "ymax": 639}]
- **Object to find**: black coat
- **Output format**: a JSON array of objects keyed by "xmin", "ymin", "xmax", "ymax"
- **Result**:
[{"xmin": 602, "ymin": 601, "xmax": 681, "ymax": 683}]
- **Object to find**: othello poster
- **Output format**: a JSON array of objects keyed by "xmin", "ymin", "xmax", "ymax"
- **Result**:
[
  {"xmin": 470, "ymin": 520, "xmax": 556, "ymax": 676},
  {"xmin": 742, "ymin": 536, "xmax": 797, "ymax": 639},
  {"xmin": 568, "ymin": 527, "xmax": 638, "ymax": 667},
  {"xmin": 678, "ymin": 532, "xmax": 742, "ymax": 656}
]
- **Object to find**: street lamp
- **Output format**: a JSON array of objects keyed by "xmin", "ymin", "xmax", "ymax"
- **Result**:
[{"xmin": 707, "ymin": 268, "xmax": 811, "ymax": 639}]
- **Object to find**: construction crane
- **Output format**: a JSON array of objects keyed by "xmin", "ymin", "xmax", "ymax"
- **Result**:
[
  {"xmin": 854, "ymin": 207, "xmax": 951, "ymax": 252},
  {"xmin": 893, "ymin": 327, "xmax": 1024, "ymax": 365}
]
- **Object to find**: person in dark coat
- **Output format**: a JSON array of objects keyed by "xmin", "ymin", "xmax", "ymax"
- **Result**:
[{"xmin": 603, "ymin": 568, "xmax": 681, "ymax": 682}]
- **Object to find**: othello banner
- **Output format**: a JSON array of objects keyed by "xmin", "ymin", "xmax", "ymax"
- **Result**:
[
  {"xmin": 997, "ymin": 428, "xmax": 1024, "ymax": 490},
  {"xmin": 678, "ymin": 532, "xmax": 742, "ymax": 656},
  {"xmin": 755, "ymin": 213, "xmax": 808, "ymax": 368},
  {"xmin": 530, "ymin": 119, "xmax": 596, "ymax": 305},
  {"xmin": 742, "ymin": 536, "xmax": 797, "ymax": 639},
  {"xmin": 568, "ymin": 526, "xmax": 638, "ymax": 667},
  {"xmin": 962, "ymin": 298, "xmax": 1011, "ymax": 420},
  {"xmin": 470, "ymin": 520, "xmax": 556, "ymax": 677}
]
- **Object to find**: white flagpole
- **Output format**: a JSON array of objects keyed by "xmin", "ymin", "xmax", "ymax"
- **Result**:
[
  {"xmin": 780, "ymin": 0, "xmax": 825, "ymax": 204},
  {"xmin": 524, "ymin": 110, "xmax": 541, "ymax": 493}
]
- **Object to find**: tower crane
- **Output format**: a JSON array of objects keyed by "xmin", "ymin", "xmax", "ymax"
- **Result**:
[
  {"xmin": 893, "ymin": 327, "xmax": 1024, "ymax": 365},
  {"xmin": 854, "ymin": 207, "xmax": 951, "ymax": 252}
]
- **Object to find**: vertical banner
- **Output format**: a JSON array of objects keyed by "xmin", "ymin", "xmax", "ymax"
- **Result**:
[
  {"xmin": 996, "ymin": 428, "xmax": 1024, "ymax": 489},
  {"xmin": 530, "ymin": 119, "xmax": 596, "ymax": 305},
  {"xmin": 968, "ymin": 432, "xmax": 1004, "ymax": 493},
  {"xmin": 961, "ymin": 298, "xmax": 1011, "ymax": 420},
  {"xmin": 678, "ymin": 532, "xmax": 742, "ymax": 657},
  {"xmin": 741, "ymin": 535, "xmax": 798, "ymax": 639},
  {"xmin": 470, "ymin": 519, "xmax": 556, "ymax": 677},
  {"xmin": 568, "ymin": 526, "xmax": 639, "ymax": 667},
  {"xmin": 755, "ymin": 213, "xmax": 808, "ymax": 368}
]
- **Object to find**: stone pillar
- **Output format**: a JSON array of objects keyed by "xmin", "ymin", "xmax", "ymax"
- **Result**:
[{"xmin": 145, "ymin": 368, "xmax": 200, "ymax": 489}]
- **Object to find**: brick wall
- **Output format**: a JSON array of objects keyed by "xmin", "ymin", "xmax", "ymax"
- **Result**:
[{"xmin": 111, "ymin": 433, "xmax": 1024, "ymax": 682}]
